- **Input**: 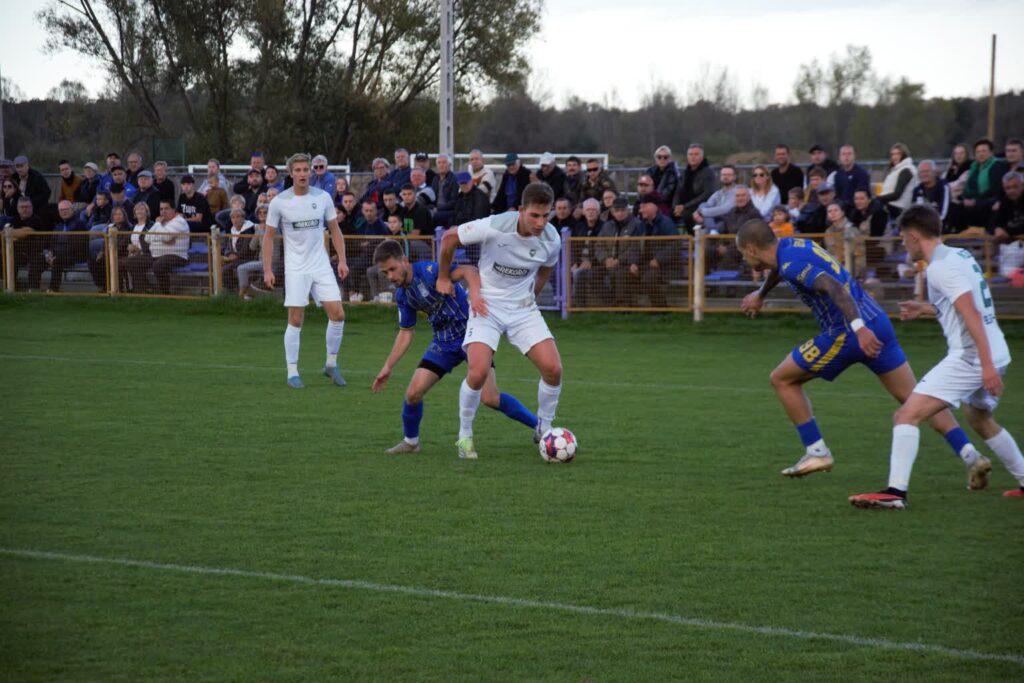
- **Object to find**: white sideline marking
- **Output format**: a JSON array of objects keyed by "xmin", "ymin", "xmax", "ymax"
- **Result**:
[{"xmin": 2, "ymin": 547, "xmax": 1022, "ymax": 666}]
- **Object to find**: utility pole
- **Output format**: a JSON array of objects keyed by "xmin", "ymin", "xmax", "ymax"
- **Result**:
[
  {"xmin": 0, "ymin": 63, "xmax": 6, "ymax": 160},
  {"xmin": 439, "ymin": 0, "xmax": 455, "ymax": 159},
  {"xmin": 987, "ymin": 34, "xmax": 996, "ymax": 140}
]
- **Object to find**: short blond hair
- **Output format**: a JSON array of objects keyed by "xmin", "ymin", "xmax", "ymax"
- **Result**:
[{"xmin": 287, "ymin": 153, "xmax": 311, "ymax": 171}]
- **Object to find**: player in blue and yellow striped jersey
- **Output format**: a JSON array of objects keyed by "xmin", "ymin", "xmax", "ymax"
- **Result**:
[
  {"xmin": 735, "ymin": 219, "xmax": 987, "ymax": 483},
  {"xmin": 370, "ymin": 239, "xmax": 537, "ymax": 454}
]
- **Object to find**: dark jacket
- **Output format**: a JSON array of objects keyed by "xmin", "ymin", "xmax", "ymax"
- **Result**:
[
  {"xmin": 134, "ymin": 186, "xmax": 162, "ymax": 221},
  {"xmin": 647, "ymin": 162, "xmax": 681, "ymax": 204},
  {"xmin": 911, "ymin": 181, "xmax": 950, "ymax": 222},
  {"xmin": 578, "ymin": 170, "xmax": 617, "ymax": 203},
  {"xmin": 536, "ymin": 166, "xmax": 567, "ymax": 200},
  {"xmin": 20, "ymin": 168, "xmax": 52, "ymax": 210},
  {"xmin": 360, "ymin": 177, "xmax": 393, "ymax": 207},
  {"xmin": 75, "ymin": 176, "xmax": 100, "ymax": 204},
  {"xmin": 640, "ymin": 211, "xmax": 679, "ymax": 266},
  {"xmin": 833, "ymin": 164, "xmax": 871, "ymax": 204},
  {"xmin": 492, "ymin": 165, "xmax": 532, "ymax": 213},
  {"xmin": 397, "ymin": 201, "xmax": 433, "ymax": 235},
  {"xmin": 595, "ymin": 215, "xmax": 643, "ymax": 266},
  {"xmin": 672, "ymin": 160, "xmax": 717, "ymax": 212},
  {"xmin": 154, "ymin": 178, "xmax": 177, "ymax": 203},
  {"xmin": 721, "ymin": 202, "xmax": 762, "ymax": 235},
  {"xmin": 431, "ymin": 172, "xmax": 460, "ymax": 214},
  {"xmin": 848, "ymin": 200, "xmax": 889, "ymax": 237},
  {"xmin": 452, "ymin": 187, "xmax": 490, "ymax": 226},
  {"xmin": 991, "ymin": 194, "xmax": 1024, "ymax": 238},
  {"xmin": 771, "ymin": 165, "xmax": 804, "ymax": 203},
  {"xmin": 796, "ymin": 200, "xmax": 828, "ymax": 232},
  {"xmin": 964, "ymin": 158, "xmax": 1008, "ymax": 209},
  {"xmin": 563, "ymin": 173, "xmax": 583, "ymax": 205}
]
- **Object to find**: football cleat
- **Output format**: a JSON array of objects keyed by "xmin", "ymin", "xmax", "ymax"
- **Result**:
[
  {"xmin": 533, "ymin": 424, "xmax": 543, "ymax": 444},
  {"xmin": 1003, "ymin": 488, "xmax": 1024, "ymax": 498},
  {"xmin": 456, "ymin": 436, "xmax": 478, "ymax": 460},
  {"xmin": 849, "ymin": 489, "xmax": 907, "ymax": 510},
  {"xmin": 287, "ymin": 375, "xmax": 305, "ymax": 389},
  {"xmin": 781, "ymin": 452, "xmax": 834, "ymax": 478},
  {"xmin": 966, "ymin": 453, "xmax": 992, "ymax": 490},
  {"xmin": 322, "ymin": 365, "xmax": 347, "ymax": 387},
  {"xmin": 385, "ymin": 440, "xmax": 421, "ymax": 454}
]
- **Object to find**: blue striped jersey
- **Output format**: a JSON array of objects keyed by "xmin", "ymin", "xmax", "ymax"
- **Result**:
[
  {"xmin": 777, "ymin": 237, "xmax": 885, "ymax": 335},
  {"xmin": 395, "ymin": 261, "xmax": 469, "ymax": 345}
]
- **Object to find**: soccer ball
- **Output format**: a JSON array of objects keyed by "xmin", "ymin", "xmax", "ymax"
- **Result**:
[{"xmin": 539, "ymin": 427, "xmax": 577, "ymax": 463}]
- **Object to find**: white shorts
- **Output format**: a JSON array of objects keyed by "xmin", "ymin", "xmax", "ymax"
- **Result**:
[
  {"xmin": 462, "ymin": 303, "xmax": 553, "ymax": 355},
  {"xmin": 283, "ymin": 267, "xmax": 341, "ymax": 308},
  {"xmin": 915, "ymin": 355, "xmax": 1008, "ymax": 411}
]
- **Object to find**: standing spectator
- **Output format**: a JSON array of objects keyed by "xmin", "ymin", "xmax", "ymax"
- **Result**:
[
  {"xmin": 833, "ymin": 145, "xmax": 871, "ymax": 205},
  {"xmin": 991, "ymin": 172, "xmax": 1024, "ymax": 243},
  {"xmin": 75, "ymin": 162, "xmax": 101, "ymax": 205},
  {"xmin": 389, "ymin": 148, "xmax": 412, "ymax": 189},
  {"xmin": 693, "ymin": 165, "xmax": 739, "ymax": 232},
  {"xmin": 875, "ymin": 142, "xmax": 919, "ymax": 219},
  {"xmin": 413, "ymin": 152, "xmax": 437, "ymax": 186},
  {"xmin": 806, "ymin": 144, "xmax": 839, "ymax": 178},
  {"xmin": 144, "ymin": 200, "xmax": 191, "ymax": 294},
  {"xmin": 591, "ymin": 197, "xmax": 643, "ymax": 307},
  {"xmin": 310, "ymin": 155, "xmax": 337, "ymax": 200},
  {"xmin": 492, "ymin": 153, "xmax": 531, "ymax": 213},
  {"xmin": 633, "ymin": 175, "xmax": 670, "ymax": 217},
  {"xmin": 152, "ymin": 161, "xmax": 176, "ymax": 203},
  {"xmin": 945, "ymin": 143, "xmax": 972, "ymax": 185},
  {"xmin": 637, "ymin": 194, "xmax": 680, "ymax": 306},
  {"xmin": 672, "ymin": 143, "xmax": 717, "ymax": 229},
  {"xmin": 451, "ymin": 171, "xmax": 490, "ymax": 226},
  {"xmin": 44, "ymin": 200, "xmax": 88, "ymax": 292},
  {"xmin": 200, "ymin": 159, "xmax": 230, "ymax": 195},
  {"xmin": 125, "ymin": 151, "xmax": 145, "ymax": 186},
  {"xmin": 958, "ymin": 138, "xmax": 1008, "ymax": 229},
  {"xmin": 850, "ymin": 189, "xmax": 889, "ymax": 238},
  {"xmin": 431, "ymin": 154, "xmax": 459, "ymax": 226},
  {"xmin": 176, "ymin": 175, "xmax": 211, "ymax": 233},
  {"xmin": 10, "ymin": 196, "xmax": 48, "ymax": 290},
  {"xmin": 647, "ymin": 145, "xmax": 680, "ymax": 204},
  {"xmin": 535, "ymin": 152, "xmax": 566, "ymax": 200},
  {"xmin": 578, "ymin": 157, "xmax": 616, "ymax": 204},
  {"xmin": 550, "ymin": 197, "xmax": 576, "ymax": 230},
  {"xmin": 133, "ymin": 170, "xmax": 162, "ymax": 219},
  {"xmin": 361, "ymin": 158, "xmax": 392, "ymax": 207},
  {"xmin": 749, "ymin": 165, "xmax": 781, "ymax": 219},
  {"xmin": 467, "ymin": 148, "xmax": 496, "ymax": 203},
  {"xmin": 57, "ymin": 160, "xmax": 83, "ymax": 203},
  {"xmin": 204, "ymin": 173, "xmax": 230, "ymax": 217},
  {"xmin": 563, "ymin": 155, "xmax": 583, "ymax": 207},
  {"xmin": 264, "ymin": 165, "xmax": 284, "ymax": 193},
  {"xmin": 12, "ymin": 155, "xmax": 52, "ymax": 211},
  {"xmin": 122, "ymin": 202, "xmax": 154, "ymax": 292},
  {"xmin": 410, "ymin": 167, "xmax": 436, "ymax": 208},
  {"xmin": 771, "ymin": 144, "xmax": 804, "ymax": 201},
  {"xmin": 911, "ymin": 161, "xmax": 950, "ymax": 225}
]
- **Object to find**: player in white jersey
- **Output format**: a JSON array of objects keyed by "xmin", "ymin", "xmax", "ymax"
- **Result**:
[
  {"xmin": 262, "ymin": 153, "xmax": 350, "ymax": 388},
  {"xmin": 436, "ymin": 182, "xmax": 562, "ymax": 459},
  {"xmin": 850, "ymin": 205, "xmax": 1024, "ymax": 508}
]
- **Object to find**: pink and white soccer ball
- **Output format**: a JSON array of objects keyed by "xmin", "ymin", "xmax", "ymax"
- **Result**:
[{"xmin": 539, "ymin": 427, "xmax": 577, "ymax": 463}]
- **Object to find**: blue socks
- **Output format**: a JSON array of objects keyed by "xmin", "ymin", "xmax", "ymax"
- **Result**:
[
  {"xmin": 402, "ymin": 401, "xmax": 423, "ymax": 440},
  {"xmin": 497, "ymin": 392, "xmax": 539, "ymax": 429},
  {"xmin": 944, "ymin": 427, "xmax": 970, "ymax": 458},
  {"xmin": 796, "ymin": 419, "xmax": 822, "ymax": 447}
]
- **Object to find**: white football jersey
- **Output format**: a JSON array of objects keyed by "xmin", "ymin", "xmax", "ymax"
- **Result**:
[
  {"xmin": 926, "ymin": 243, "xmax": 1010, "ymax": 367},
  {"xmin": 457, "ymin": 212, "xmax": 560, "ymax": 307},
  {"xmin": 266, "ymin": 187, "xmax": 336, "ymax": 274}
]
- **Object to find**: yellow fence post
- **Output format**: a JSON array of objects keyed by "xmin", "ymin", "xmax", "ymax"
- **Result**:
[
  {"xmin": 692, "ymin": 227, "xmax": 705, "ymax": 322},
  {"xmin": 3, "ymin": 227, "xmax": 14, "ymax": 293},
  {"xmin": 107, "ymin": 228, "xmax": 119, "ymax": 296},
  {"xmin": 211, "ymin": 229, "xmax": 223, "ymax": 296}
]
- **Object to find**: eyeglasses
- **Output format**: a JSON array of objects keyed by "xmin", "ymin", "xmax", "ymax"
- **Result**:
[
  {"xmin": 314, "ymin": 165, "xmax": 325, "ymax": 170},
  {"xmin": 656, "ymin": 155, "xmax": 669, "ymax": 160},
  {"xmin": 587, "ymin": 168, "xmax": 600, "ymax": 173},
  {"xmin": 752, "ymin": 173, "xmax": 766, "ymax": 177}
]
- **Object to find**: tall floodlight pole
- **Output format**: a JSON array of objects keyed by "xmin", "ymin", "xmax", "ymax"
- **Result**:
[
  {"xmin": 987, "ymin": 34, "xmax": 996, "ymax": 140},
  {"xmin": 439, "ymin": 0, "xmax": 455, "ymax": 159},
  {"xmin": 0, "ymin": 63, "xmax": 6, "ymax": 160}
]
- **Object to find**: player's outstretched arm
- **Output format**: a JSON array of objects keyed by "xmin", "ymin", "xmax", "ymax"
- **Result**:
[
  {"xmin": 453, "ymin": 265, "xmax": 487, "ymax": 317},
  {"xmin": 262, "ymin": 224, "xmax": 277, "ymax": 288},
  {"xmin": 373, "ymin": 328, "xmax": 415, "ymax": 393},
  {"xmin": 812, "ymin": 272, "xmax": 882, "ymax": 357},
  {"xmin": 953, "ymin": 292, "xmax": 1003, "ymax": 396},
  {"xmin": 326, "ymin": 219, "xmax": 349, "ymax": 280},
  {"xmin": 436, "ymin": 228, "xmax": 462, "ymax": 295},
  {"xmin": 898, "ymin": 299, "xmax": 936, "ymax": 320}
]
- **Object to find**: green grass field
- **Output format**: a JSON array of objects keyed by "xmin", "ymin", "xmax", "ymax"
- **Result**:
[{"xmin": 2, "ymin": 296, "xmax": 1022, "ymax": 681}]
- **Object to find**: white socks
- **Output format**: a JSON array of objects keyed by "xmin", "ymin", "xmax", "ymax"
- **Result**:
[
  {"xmin": 284, "ymin": 324, "xmax": 301, "ymax": 377},
  {"xmin": 806, "ymin": 439, "xmax": 829, "ymax": 456},
  {"xmin": 326, "ymin": 320, "xmax": 345, "ymax": 367},
  {"xmin": 985, "ymin": 429, "xmax": 1024, "ymax": 486},
  {"xmin": 887, "ymin": 424, "xmax": 920, "ymax": 492},
  {"xmin": 537, "ymin": 380, "xmax": 562, "ymax": 433},
  {"xmin": 459, "ymin": 380, "xmax": 482, "ymax": 438}
]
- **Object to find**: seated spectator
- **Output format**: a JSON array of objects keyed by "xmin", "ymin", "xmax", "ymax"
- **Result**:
[
  {"xmin": 389, "ymin": 148, "xmax": 412, "ymax": 189},
  {"xmin": 414, "ymin": 152, "xmax": 437, "ymax": 186},
  {"xmin": 672, "ymin": 144, "xmax": 717, "ymax": 228},
  {"xmin": 824, "ymin": 202, "xmax": 855, "ymax": 267},
  {"xmin": 452, "ymin": 171, "xmax": 490, "ymax": 226},
  {"xmin": 235, "ymin": 168, "xmax": 265, "ymax": 216},
  {"xmin": 237, "ymin": 205, "xmax": 272, "ymax": 299},
  {"xmin": 361, "ymin": 158, "xmax": 392, "ymax": 207},
  {"xmin": 833, "ymin": 145, "xmax": 871, "ymax": 205},
  {"xmin": 89, "ymin": 205, "xmax": 130, "ymax": 290},
  {"xmin": 1, "ymin": 177, "xmax": 21, "ymax": 226},
  {"xmin": 573, "ymin": 198, "xmax": 603, "ymax": 239},
  {"xmin": 125, "ymin": 151, "xmax": 145, "ymax": 187},
  {"xmin": 493, "ymin": 153, "xmax": 531, "ymax": 212},
  {"xmin": 875, "ymin": 142, "xmax": 919, "ymax": 219},
  {"xmin": 335, "ymin": 176, "xmax": 349, "ymax": 198},
  {"xmin": 217, "ymin": 194, "xmax": 247, "ymax": 231},
  {"xmin": 633, "ymin": 174, "xmax": 670, "ymax": 217},
  {"xmin": 467, "ymin": 148, "xmax": 496, "ymax": 203},
  {"xmin": 796, "ymin": 182, "xmax": 833, "ymax": 232},
  {"xmin": 945, "ymin": 143, "xmax": 972, "ymax": 191},
  {"xmin": 221, "ymin": 207, "xmax": 256, "ymax": 292},
  {"xmin": 599, "ymin": 188, "xmax": 617, "ymax": 222},
  {"xmin": 807, "ymin": 144, "xmax": 839, "ymax": 177},
  {"xmin": 10, "ymin": 196, "xmax": 47, "ymax": 290},
  {"xmin": 769, "ymin": 205, "xmax": 794, "ymax": 237},
  {"xmin": 12, "ymin": 155, "xmax": 52, "ymax": 211},
  {"xmin": 57, "ymin": 160, "xmax": 83, "ymax": 203},
  {"xmin": 786, "ymin": 187, "xmax": 803, "ymax": 221},
  {"xmin": 991, "ymin": 172, "xmax": 1024, "ymax": 244},
  {"xmin": 563, "ymin": 155, "xmax": 582, "ymax": 208},
  {"xmin": 122, "ymin": 202, "xmax": 154, "ymax": 292},
  {"xmin": 535, "ymin": 152, "xmax": 566, "ymax": 199},
  {"xmin": 550, "ymin": 197, "xmax": 576, "ymax": 230},
  {"xmin": 707, "ymin": 185, "xmax": 758, "ymax": 272},
  {"xmin": 911, "ymin": 160, "xmax": 950, "ymax": 225},
  {"xmin": 0, "ymin": 158, "xmax": 13, "ymax": 186},
  {"xmin": 693, "ymin": 165, "xmax": 738, "ymax": 232},
  {"xmin": 648, "ymin": 146, "xmax": 680, "ymax": 206},
  {"xmin": 75, "ymin": 162, "xmax": 101, "ymax": 206},
  {"xmin": 205, "ymin": 173, "xmax": 230, "ymax": 217},
  {"xmin": 44, "ymin": 200, "xmax": 89, "ymax": 292},
  {"xmin": 589, "ymin": 197, "xmax": 643, "ymax": 307},
  {"xmin": 344, "ymin": 201, "xmax": 388, "ymax": 301},
  {"xmin": 199, "ymin": 159, "xmax": 230, "ymax": 195},
  {"xmin": 803, "ymin": 166, "xmax": 828, "ymax": 203},
  {"xmin": 84, "ymin": 190, "xmax": 113, "ymax": 230},
  {"xmin": 336, "ymin": 191, "xmax": 361, "ymax": 235},
  {"xmin": 849, "ymin": 189, "xmax": 889, "ymax": 238},
  {"xmin": 771, "ymin": 144, "xmax": 804, "ymax": 202},
  {"xmin": 397, "ymin": 184, "xmax": 433, "ymax": 243},
  {"xmin": 721, "ymin": 186, "xmax": 762, "ymax": 235},
  {"xmin": 410, "ymin": 167, "xmax": 436, "ymax": 208},
  {"xmin": 381, "ymin": 188, "xmax": 400, "ymax": 222},
  {"xmin": 431, "ymin": 154, "xmax": 458, "ymax": 226},
  {"xmin": 637, "ymin": 194, "xmax": 681, "ymax": 306},
  {"xmin": 567, "ymin": 198, "xmax": 604, "ymax": 297},
  {"xmin": 101, "ymin": 152, "xmax": 121, "ymax": 188},
  {"xmin": 310, "ymin": 155, "xmax": 337, "ymax": 200},
  {"xmin": 1003, "ymin": 138, "xmax": 1023, "ymax": 177},
  {"xmin": 359, "ymin": 200, "xmax": 388, "ymax": 236},
  {"xmin": 264, "ymin": 165, "xmax": 284, "ymax": 193},
  {"xmin": 109, "ymin": 182, "xmax": 134, "ymax": 220},
  {"xmin": 177, "ymin": 175, "xmax": 211, "ymax": 233},
  {"xmin": 578, "ymin": 157, "xmax": 616, "ymax": 204},
  {"xmin": 749, "ymin": 165, "xmax": 780, "ymax": 220},
  {"xmin": 141, "ymin": 200, "xmax": 191, "ymax": 294},
  {"xmin": 106, "ymin": 165, "xmax": 137, "ymax": 201},
  {"xmin": 249, "ymin": 151, "xmax": 266, "ymax": 176},
  {"xmin": 956, "ymin": 137, "xmax": 1008, "ymax": 230},
  {"xmin": 152, "ymin": 161, "xmax": 176, "ymax": 203}
]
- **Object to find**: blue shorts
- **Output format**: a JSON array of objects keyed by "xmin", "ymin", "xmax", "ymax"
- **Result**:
[
  {"xmin": 790, "ymin": 315, "xmax": 906, "ymax": 382},
  {"xmin": 420, "ymin": 340, "xmax": 467, "ymax": 377}
]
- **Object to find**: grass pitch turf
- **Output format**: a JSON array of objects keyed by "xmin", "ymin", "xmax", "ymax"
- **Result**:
[{"xmin": 1, "ymin": 296, "xmax": 1022, "ymax": 681}]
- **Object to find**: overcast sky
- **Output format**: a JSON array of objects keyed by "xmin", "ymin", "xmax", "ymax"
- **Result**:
[{"xmin": 2, "ymin": 0, "xmax": 1022, "ymax": 110}]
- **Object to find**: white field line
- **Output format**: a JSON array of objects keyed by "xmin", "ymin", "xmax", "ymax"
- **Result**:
[{"xmin": 1, "ymin": 547, "xmax": 1022, "ymax": 666}]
